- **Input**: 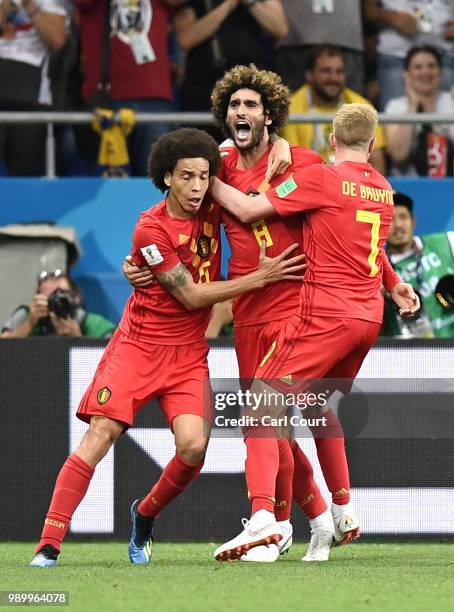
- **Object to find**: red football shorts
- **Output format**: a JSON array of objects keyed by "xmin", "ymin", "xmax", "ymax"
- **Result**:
[
  {"xmin": 234, "ymin": 318, "xmax": 294, "ymax": 380},
  {"xmin": 77, "ymin": 329, "xmax": 212, "ymax": 430},
  {"xmin": 255, "ymin": 314, "xmax": 380, "ymax": 389}
]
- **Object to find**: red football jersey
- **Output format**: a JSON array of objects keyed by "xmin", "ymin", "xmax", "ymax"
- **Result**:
[
  {"xmin": 267, "ymin": 161, "xmax": 395, "ymax": 323},
  {"xmin": 119, "ymin": 199, "xmax": 221, "ymax": 344},
  {"xmin": 219, "ymin": 144, "xmax": 322, "ymax": 326}
]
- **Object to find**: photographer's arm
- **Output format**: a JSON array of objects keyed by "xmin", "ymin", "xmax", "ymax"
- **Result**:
[{"xmin": 1, "ymin": 295, "xmax": 48, "ymax": 338}]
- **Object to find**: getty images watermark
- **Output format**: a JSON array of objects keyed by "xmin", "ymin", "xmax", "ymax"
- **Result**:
[
  {"xmin": 205, "ymin": 377, "xmax": 454, "ymax": 440},
  {"xmin": 213, "ymin": 387, "xmax": 329, "ymax": 429}
]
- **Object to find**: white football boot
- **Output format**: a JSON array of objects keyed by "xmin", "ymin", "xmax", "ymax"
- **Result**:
[
  {"xmin": 240, "ymin": 520, "xmax": 293, "ymax": 563},
  {"xmin": 302, "ymin": 509, "xmax": 335, "ymax": 562},
  {"xmin": 332, "ymin": 502, "xmax": 360, "ymax": 545},
  {"xmin": 214, "ymin": 510, "xmax": 282, "ymax": 561}
]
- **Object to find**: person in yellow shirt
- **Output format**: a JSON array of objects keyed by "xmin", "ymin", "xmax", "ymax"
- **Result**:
[{"xmin": 280, "ymin": 45, "xmax": 386, "ymax": 174}]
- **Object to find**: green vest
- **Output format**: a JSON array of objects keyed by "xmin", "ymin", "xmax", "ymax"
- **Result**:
[
  {"xmin": 80, "ymin": 312, "xmax": 116, "ymax": 338},
  {"xmin": 384, "ymin": 233, "xmax": 454, "ymax": 338},
  {"xmin": 31, "ymin": 310, "xmax": 116, "ymax": 338}
]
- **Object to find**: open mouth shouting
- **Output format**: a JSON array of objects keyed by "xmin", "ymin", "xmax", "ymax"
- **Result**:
[{"xmin": 235, "ymin": 120, "xmax": 252, "ymax": 144}]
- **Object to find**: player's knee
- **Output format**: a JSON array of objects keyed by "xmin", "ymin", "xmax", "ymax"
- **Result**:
[
  {"xmin": 80, "ymin": 418, "xmax": 122, "ymax": 464},
  {"xmin": 176, "ymin": 437, "xmax": 208, "ymax": 465}
]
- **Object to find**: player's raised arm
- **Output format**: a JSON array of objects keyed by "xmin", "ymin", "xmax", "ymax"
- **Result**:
[
  {"xmin": 210, "ymin": 176, "xmax": 275, "ymax": 223},
  {"xmin": 211, "ymin": 161, "xmax": 324, "ymax": 223},
  {"xmin": 154, "ymin": 242, "xmax": 305, "ymax": 311}
]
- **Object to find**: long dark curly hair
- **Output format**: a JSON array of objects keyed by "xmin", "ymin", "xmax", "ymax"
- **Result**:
[{"xmin": 211, "ymin": 64, "xmax": 290, "ymax": 135}]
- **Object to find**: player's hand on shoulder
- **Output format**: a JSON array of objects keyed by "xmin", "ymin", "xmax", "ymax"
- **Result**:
[
  {"xmin": 258, "ymin": 241, "xmax": 307, "ymax": 285},
  {"xmin": 390, "ymin": 282, "xmax": 420, "ymax": 316},
  {"xmin": 123, "ymin": 255, "xmax": 154, "ymax": 288},
  {"xmin": 265, "ymin": 136, "xmax": 292, "ymax": 182}
]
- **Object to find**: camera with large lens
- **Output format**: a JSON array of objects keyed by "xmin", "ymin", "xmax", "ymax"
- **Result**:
[{"xmin": 47, "ymin": 289, "xmax": 78, "ymax": 319}]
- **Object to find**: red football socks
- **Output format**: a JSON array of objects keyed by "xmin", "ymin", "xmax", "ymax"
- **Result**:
[
  {"xmin": 244, "ymin": 429, "xmax": 279, "ymax": 515},
  {"xmin": 311, "ymin": 409, "xmax": 351, "ymax": 505},
  {"xmin": 36, "ymin": 453, "xmax": 94, "ymax": 553},
  {"xmin": 290, "ymin": 439, "xmax": 328, "ymax": 519},
  {"xmin": 138, "ymin": 453, "xmax": 203, "ymax": 518},
  {"xmin": 274, "ymin": 439, "xmax": 294, "ymax": 521}
]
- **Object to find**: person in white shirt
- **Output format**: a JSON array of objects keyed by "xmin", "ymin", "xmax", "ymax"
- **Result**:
[
  {"xmin": 364, "ymin": 0, "xmax": 454, "ymax": 109},
  {"xmin": 385, "ymin": 44, "xmax": 454, "ymax": 176},
  {"xmin": 0, "ymin": 0, "xmax": 68, "ymax": 175}
]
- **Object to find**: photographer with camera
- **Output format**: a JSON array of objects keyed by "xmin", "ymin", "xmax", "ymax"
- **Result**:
[
  {"xmin": 383, "ymin": 192, "xmax": 454, "ymax": 338},
  {"xmin": 1, "ymin": 270, "xmax": 116, "ymax": 338}
]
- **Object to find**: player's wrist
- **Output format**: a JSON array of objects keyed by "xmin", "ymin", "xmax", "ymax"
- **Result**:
[
  {"xmin": 254, "ymin": 268, "xmax": 268, "ymax": 289},
  {"xmin": 389, "ymin": 281, "xmax": 402, "ymax": 294}
]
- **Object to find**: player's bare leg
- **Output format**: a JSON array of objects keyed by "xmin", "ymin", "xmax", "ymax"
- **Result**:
[
  {"xmin": 30, "ymin": 416, "xmax": 124, "ymax": 567},
  {"xmin": 129, "ymin": 414, "xmax": 209, "ymax": 564}
]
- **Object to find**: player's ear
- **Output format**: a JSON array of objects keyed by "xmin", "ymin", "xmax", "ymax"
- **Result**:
[
  {"xmin": 164, "ymin": 172, "xmax": 171, "ymax": 188},
  {"xmin": 329, "ymin": 132, "xmax": 336, "ymax": 149},
  {"xmin": 264, "ymin": 110, "xmax": 272, "ymax": 127},
  {"xmin": 368, "ymin": 137, "xmax": 376, "ymax": 156}
]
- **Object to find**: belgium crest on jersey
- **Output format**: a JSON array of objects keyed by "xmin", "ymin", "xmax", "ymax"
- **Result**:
[
  {"xmin": 197, "ymin": 234, "xmax": 211, "ymax": 258},
  {"xmin": 97, "ymin": 387, "xmax": 111, "ymax": 405}
]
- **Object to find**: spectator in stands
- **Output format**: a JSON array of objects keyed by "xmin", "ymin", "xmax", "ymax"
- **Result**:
[
  {"xmin": 1, "ymin": 269, "xmax": 116, "ymax": 338},
  {"xmin": 173, "ymin": 0, "xmax": 288, "ymax": 141},
  {"xmin": 383, "ymin": 192, "xmax": 454, "ymax": 338},
  {"xmin": 384, "ymin": 45, "xmax": 454, "ymax": 177},
  {"xmin": 0, "ymin": 0, "xmax": 68, "ymax": 176},
  {"xmin": 275, "ymin": 0, "xmax": 365, "ymax": 94},
  {"xmin": 279, "ymin": 45, "xmax": 386, "ymax": 173},
  {"xmin": 75, "ymin": 0, "xmax": 186, "ymax": 176},
  {"xmin": 364, "ymin": 0, "xmax": 454, "ymax": 110}
]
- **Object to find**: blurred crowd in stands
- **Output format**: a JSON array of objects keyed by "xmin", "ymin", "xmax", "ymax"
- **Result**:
[
  {"xmin": 0, "ymin": 0, "xmax": 453, "ymax": 338},
  {"xmin": 0, "ymin": 0, "xmax": 453, "ymax": 177}
]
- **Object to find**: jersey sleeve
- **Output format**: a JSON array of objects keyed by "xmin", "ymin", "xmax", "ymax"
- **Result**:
[
  {"xmin": 382, "ymin": 250, "xmax": 401, "ymax": 291},
  {"xmin": 132, "ymin": 221, "xmax": 181, "ymax": 274},
  {"xmin": 290, "ymin": 147, "xmax": 323, "ymax": 170},
  {"xmin": 267, "ymin": 164, "xmax": 324, "ymax": 217}
]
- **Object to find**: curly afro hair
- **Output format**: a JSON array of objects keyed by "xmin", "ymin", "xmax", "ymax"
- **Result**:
[
  {"xmin": 211, "ymin": 64, "xmax": 290, "ymax": 135},
  {"xmin": 148, "ymin": 128, "xmax": 221, "ymax": 192}
]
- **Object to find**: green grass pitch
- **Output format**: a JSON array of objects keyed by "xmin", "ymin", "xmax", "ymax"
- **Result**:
[{"xmin": 2, "ymin": 542, "xmax": 454, "ymax": 612}]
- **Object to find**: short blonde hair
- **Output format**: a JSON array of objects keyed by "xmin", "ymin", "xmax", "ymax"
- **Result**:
[{"xmin": 333, "ymin": 103, "xmax": 378, "ymax": 150}]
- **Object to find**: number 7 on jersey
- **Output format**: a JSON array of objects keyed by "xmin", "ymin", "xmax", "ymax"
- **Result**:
[{"xmin": 356, "ymin": 210, "xmax": 381, "ymax": 277}]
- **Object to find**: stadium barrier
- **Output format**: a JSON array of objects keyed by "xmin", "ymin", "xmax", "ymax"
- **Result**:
[
  {"xmin": 0, "ymin": 110, "xmax": 453, "ymax": 177},
  {"xmin": 2, "ymin": 337, "xmax": 454, "ymax": 542}
]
